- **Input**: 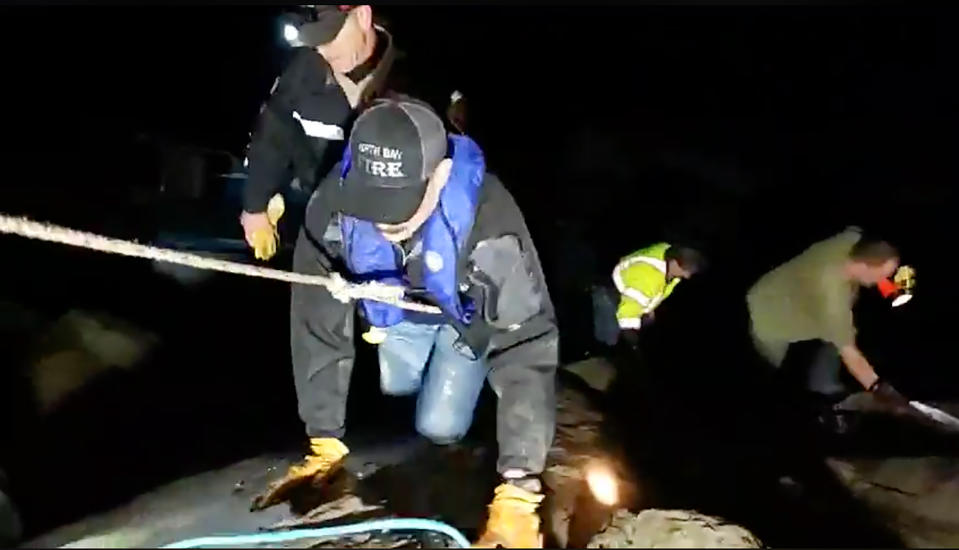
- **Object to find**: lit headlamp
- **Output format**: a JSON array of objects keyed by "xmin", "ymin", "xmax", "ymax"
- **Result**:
[
  {"xmin": 281, "ymin": 5, "xmax": 354, "ymax": 48},
  {"xmin": 878, "ymin": 265, "xmax": 916, "ymax": 307}
]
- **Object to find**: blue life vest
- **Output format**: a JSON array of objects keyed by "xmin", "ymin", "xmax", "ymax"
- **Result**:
[{"xmin": 339, "ymin": 134, "xmax": 486, "ymax": 329}]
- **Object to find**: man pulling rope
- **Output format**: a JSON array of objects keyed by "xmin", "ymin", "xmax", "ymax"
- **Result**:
[{"xmin": 0, "ymin": 213, "xmax": 440, "ymax": 314}]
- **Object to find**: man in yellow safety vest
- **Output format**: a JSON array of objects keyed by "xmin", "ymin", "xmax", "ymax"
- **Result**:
[{"xmin": 612, "ymin": 243, "xmax": 706, "ymax": 339}]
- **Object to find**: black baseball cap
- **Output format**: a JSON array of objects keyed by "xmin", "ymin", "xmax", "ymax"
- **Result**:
[
  {"xmin": 284, "ymin": 5, "xmax": 353, "ymax": 48},
  {"xmin": 335, "ymin": 97, "xmax": 448, "ymax": 224}
]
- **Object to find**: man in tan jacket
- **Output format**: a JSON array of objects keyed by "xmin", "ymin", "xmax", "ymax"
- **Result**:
[{"xmin": 747, "ymin": 227, "xmax": 911, "ymax": 414}]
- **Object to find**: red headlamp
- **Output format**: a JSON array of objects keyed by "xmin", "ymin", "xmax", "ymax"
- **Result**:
[
  {"xmin": 878, "ymin": 265, "xmax": 916, "ymax": 307},
  {"xmin": 877, "ymin": 277, "xmax": 898, "ymax": 298}
]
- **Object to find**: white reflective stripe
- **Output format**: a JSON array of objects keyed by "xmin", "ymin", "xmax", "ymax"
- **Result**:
[
  {"xmin": 292, "ymin": 111, "xmax": 344, "ymax": 140},
  {"xmin": 612, "ymin": 263, "xmax": 652, "ymax": 306},
  {"xmin": 618, "ymin": 317, "xmax": 641, "ymax": 329},
  {"xmin": 622, "ymin": 287, "xmax": 653, "ymax": 308},
  {"xmin": 612, "ymin": 256, "xmax": 662, "ymax": 308},
  {"xmin": 611, "ymin": 263, "xmax": 628, "ymax": 293}
]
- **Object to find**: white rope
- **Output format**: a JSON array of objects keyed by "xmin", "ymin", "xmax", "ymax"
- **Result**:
[{"xmin": 0, "ymin": 213, "xmax": 442, "ymax": 315}]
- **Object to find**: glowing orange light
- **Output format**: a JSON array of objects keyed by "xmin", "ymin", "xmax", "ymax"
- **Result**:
[{"xmin": 585, "ymin": 462, "xmax": 619, "ymax": 506}]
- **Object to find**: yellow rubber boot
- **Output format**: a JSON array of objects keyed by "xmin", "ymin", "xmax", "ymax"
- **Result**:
[
  {"xmin": 474, "ymin": 483, "xmax": 545, "ymax": 548},
  {"xmin": 251, "ymin": 437, "xmax": 349, "ymax": 511}
]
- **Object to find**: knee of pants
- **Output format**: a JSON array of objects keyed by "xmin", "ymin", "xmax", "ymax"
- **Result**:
[
  {"xmin": 379, "ymin": 370, "xmax": 421, "ymax": 397},
  {"xmin": 378, "ymin": 323, "xmax": 437, "ymax": 395},
  {"xmin": 415, "ymin": 411, "xmax": 470, "ymax": 445},
  {"xmin": 413, "ymin": 326, "xmax": 488, "ymax": 444}
]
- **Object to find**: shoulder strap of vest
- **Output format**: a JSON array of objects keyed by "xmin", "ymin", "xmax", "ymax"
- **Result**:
[
  {"xmin": 617, "ymin": 253, "xmax": 667, "ymax": 274},
  {"xmin": 629, "ymin": 255, "xmax": 667, "ymax": 273}
]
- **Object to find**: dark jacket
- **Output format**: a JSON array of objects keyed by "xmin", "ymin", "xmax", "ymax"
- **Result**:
[
  {"xmin": 313, "ymin": 167, "xmax": 558, "ymax": 363},
  {"xmin": 290, "ymin": 168, "xmax": 559, "ymax": 475},
  {"xmin": 241, "ymin": 27, "xmax": 442, "ymax": 214}
]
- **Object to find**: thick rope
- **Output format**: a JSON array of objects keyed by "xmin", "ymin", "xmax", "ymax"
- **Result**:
[{"xmin": 0, "ymin": 213, "xmax": 442, "ymax": 314}]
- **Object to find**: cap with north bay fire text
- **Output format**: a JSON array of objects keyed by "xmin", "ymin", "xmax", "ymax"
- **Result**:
[{"xmin": 336, "ymin": 97, "xmax": 448, "ymax": 224}]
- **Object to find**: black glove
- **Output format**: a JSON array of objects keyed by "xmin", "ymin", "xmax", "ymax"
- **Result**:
[
  {"xmin": 640, "ymin": 312, "xmax": 655, "ymax": 326},
  {"xmin": 870, "ymin": 379, "xmax": 910, "ymax": 409}
]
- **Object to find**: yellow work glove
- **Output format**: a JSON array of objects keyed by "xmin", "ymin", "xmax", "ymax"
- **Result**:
[
  {"xmin": 251, "ymin": 437, "xmax": 350, "ymax": 511},
  {"xmin": 474, "ymin": 483, "xmax": 545, "ymax": 548},
  {"xmin": 362, "ymin": 326, "xmax": 388, "ymax": 345},
  {"xmin": 248, "ymin": 194, "xmax": 286, "ymax": 261}
]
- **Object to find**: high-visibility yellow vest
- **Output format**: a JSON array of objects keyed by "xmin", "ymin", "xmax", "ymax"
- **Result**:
[{"xmin": 612, "ymin": 242, "xmax": 681, "ymax": 330}]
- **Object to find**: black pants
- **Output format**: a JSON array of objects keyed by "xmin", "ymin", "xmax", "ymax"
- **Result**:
[
  {"xmin": 290, "ymin": 227, "xmax": 354, "ymax": 440},
  {"xmin": 779, "ymin": 340, "xmax": 849, "ymax": 403}
]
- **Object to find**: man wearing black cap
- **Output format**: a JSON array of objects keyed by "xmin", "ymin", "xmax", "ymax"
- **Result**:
[
  {"xmin": 251, "ymin": 96, "xmax": 557, "ymax": 548},
  {"xmin": 239, "ymin": 5, "xmax": 449, "ymax": 261}
]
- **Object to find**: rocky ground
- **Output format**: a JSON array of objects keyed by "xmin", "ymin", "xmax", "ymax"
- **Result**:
[
  {"xmin": 824, "ymin": 395, "xmax": 959, "ymax": 547},
  {"xmin": 588, "ymin": 509, "xmax": 763, "ymax": 548},
  {"xmin": 22, "ymin": 363, "xmax": 765, "ymax": 549},
  {"xmin": 826, "ymin": 455, "xmax": 959, "ymax": 548},
  {"xmin": 2, "ymin": 244, "xmax": 957, "ymax": 548}
]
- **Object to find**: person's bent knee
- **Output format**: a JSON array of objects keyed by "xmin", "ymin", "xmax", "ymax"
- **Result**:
[
  {"xmin": 381, "ymin": 381, "xmax": 420, "ymax": 397},
  {"xmin": 421, "ymin": 432, "xmax": 465, "ymax": 446},
  {"xmin": 415, "ymin": 415, "xmax": 468, "ymax": 445}
]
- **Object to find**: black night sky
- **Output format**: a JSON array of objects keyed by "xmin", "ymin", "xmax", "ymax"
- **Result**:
[{"xmin": 1, "ymin": 3, "xmax": 958, "ymax": 546}]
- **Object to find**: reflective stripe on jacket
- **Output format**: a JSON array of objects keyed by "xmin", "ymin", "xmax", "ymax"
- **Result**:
[{"xmin": 612, "ymin": 242, "xmax": 680, "ymax": 329}]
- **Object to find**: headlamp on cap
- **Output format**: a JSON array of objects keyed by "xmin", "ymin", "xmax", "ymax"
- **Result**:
[
  {"xmin": 283, "ymin": 23, "xmax": 300, "ymax": 44},
  {"xmin": 280, "ymin": 5, "xmax": 354, "ymax": 48},
  {"xmin": 877, "ymin": 265, "xmax": 916, "ymax": 307}
]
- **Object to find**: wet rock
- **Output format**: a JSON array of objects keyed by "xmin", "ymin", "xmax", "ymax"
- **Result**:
[
  {"xmin": 271, "ymin": 495, "xmax": 384, "ymax": 529},
  {"xmin": 826, "ymin": 456, "xmax": 959, "ymax": 548},
  {"xmin": 21, "ymin": 364, "xmax": 764, "ymax": 549},
  {"xmin": 23, "ymin": 455, "xmax": 295, "ymax": 548},
  {"xmin": 836, "ymin": 393, "xmax": 959, "ymax": 422},
  {"xmin": 26, "ymin": 310, "xmax": 159, "ymax": 414},
  {"xmin": 825, "ymin": 395, "xmax": 959, "ymax": 547},
  {"xmin": 546, "ymin": 365, "xmax": 774, "ymax": 549},
  {"xmin": 562, "ymin": 358, "xmax": 617, "ymax": 394},
  {"xmin": 542, "ymin": 380, "xmax": 641, "ymax": 548},
  {"xmin": 587, "ymin": 509, "xmax": 763, "ymax": 548}
]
